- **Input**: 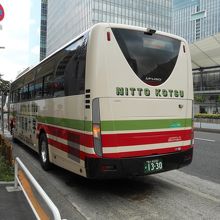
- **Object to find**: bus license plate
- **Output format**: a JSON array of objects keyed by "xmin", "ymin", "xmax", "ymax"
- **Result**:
[{"xmin": 144, "ymin": 159, "xmax": 163, "ymax": 174}]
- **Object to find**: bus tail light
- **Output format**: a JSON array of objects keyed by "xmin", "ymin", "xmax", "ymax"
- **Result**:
[
  {"xmin": 93, "ymin": 123, "xmax": 102, "ymax": 156},
  {"xmin": 93, "ymin": 124, "xmax": 101, "ymax": 139},
  {"xmin": 191, "ymin": 127, "xmax": 194, "ymax": 147},
  {"xmin": 92, "ymin": 98, "xmax": 102, "ymax": 157},
  {"xmin": 191, "ymin": 101, "xmax": 194, "ymax": 147}
]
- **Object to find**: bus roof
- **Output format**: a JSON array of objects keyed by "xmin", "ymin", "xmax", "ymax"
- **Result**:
[{"xmin": 14, "ymin": 23, "xmax": 187, "ymax": 82}]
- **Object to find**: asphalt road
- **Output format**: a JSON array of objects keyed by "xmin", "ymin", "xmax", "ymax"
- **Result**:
[
  {"xmin": 181, "ymin": 131, "xmax": 220, "ymax": 184},
  {"xmin": 12, "ymin": 131, "xmax": 220, "ymax": 220}
]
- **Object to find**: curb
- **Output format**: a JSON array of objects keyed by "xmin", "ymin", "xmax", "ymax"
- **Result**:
[
  {"xmin": 0, "ymin": 181, "xmax": 14, "ymax": 185},
  {"xmin": 194, "ymin": 128, "xmax": 220, "ymax": 134}
]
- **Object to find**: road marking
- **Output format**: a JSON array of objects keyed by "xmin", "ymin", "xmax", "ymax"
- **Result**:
[
  {"xmin": 157, "ymin": 175, "xmax": 220, "ymax": 203},
  {"xmin": 195, "ymin": 138, "xmax": 215, "ymax": 142}
]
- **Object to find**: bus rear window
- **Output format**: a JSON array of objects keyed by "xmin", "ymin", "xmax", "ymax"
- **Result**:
[{"xmin": 112, "ymin": 28, "xmax": 181, "ymax": 86}]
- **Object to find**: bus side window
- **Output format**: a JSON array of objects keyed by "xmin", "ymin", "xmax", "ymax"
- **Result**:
[
  {"xmin": 54, "ymin": 66, "xmax": 65, "ymax": 97},
  {"xmin": 20, "ymin": 87, "xmax": 24, "ymax": 101},
  {"xmin": 14, "ymin": 89, "xmax": 19, "ymax": 103},
  {"xmin": 54, "ymin": 51, "xmax": 71, "ymax": 97},
  {"xmin": 76, "ymin": 41, "xmax": 87, "ymax": 93},
  {"xmin": 43, "ymin": 73, "xmax": 54, "ymax": 98},
  {"xmin": 21, "ymin": 117, "xmax": 24, "ymax": 130},
  {"xmin": 29, "ymin": 82, "xmax": 35, "ymax": 99},
  {"xmin": 35, "ymin": 78, "xmax": 43, "ymax": 99},
  {"xmin": 18, "ymin": 89, "xmax": 22, "ymax": 102},
  {"xmin": 64, "ymin": 36, "xmax": 87, "ymax": 96},
  {"xmin": 21, "ymin": 85, "xmax": 29, "ymax": 101},
  {"xmin": 25, "ymin": 118, "xmax": 28, "ymax": 131}
]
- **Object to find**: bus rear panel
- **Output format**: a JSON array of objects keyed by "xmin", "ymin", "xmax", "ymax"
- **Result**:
[{"xmin": 85, "ymin": 24, "xmax": 193, "ymax": 178}]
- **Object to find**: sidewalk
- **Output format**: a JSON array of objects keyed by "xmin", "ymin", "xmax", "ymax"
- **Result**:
[
  {"xmin": 194, "ymin": 121, "xmax": 220, "ymax": 133},
  {"xmin": 0, "ymin": 129, "xmax": 35, "ymax": 220},
  {"xmin": 0, "ymin": 183, "xmax": 35, "ymax": 220}
]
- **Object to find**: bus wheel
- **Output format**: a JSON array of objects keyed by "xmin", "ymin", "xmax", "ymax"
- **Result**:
[{"xmin": 39, "ymin": 133, "xmax": 52, "ymax": 170}]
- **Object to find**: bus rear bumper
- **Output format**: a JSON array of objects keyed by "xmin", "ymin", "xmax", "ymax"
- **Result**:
[{"xmin": 85, "ymin": 148, "xmax": 193, "ymax": 179}]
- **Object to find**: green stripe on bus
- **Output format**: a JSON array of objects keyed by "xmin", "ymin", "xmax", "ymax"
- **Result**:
[
  {"xmin": 37, "ymin": 116, "xmax": 92, "ymax": 132},
  {"xmin": 101, "ymin": 118, "xmax": 192, "ymax": 131},
  {"xmin": 37, "ymin": 116, "xmax": 192, "ymax": 132}
]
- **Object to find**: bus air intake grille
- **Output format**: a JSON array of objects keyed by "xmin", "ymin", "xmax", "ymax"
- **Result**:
[{"xmin": 85, "ymin": 89, "xmax": 91, "ymax": 109}]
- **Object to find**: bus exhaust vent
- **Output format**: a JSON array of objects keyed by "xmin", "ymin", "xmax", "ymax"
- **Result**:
[{"xmin": 85, "ymin": 89, "xmax": 91, "ymax": 109}]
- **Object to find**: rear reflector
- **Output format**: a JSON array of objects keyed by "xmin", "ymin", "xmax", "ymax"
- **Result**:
[
  {"xmin": 183, "ymin": 45, "xmax": 186, "ymax": 53},
  {"xmin": 101, "ymin": 165, "xmax": 116, "ymax": 172},
  {"xmin": 107, "ymin": 32, "xmax": 111, "ymax": 41}
]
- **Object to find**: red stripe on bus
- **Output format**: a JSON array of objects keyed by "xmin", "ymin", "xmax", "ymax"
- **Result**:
[
  {"xmin": 48, "ymin": 135, "xmax": 191, "ymax": 159},
  {"xmin": 38, "ymin": 123, "xmax": 192, "ymax": 150},
  {"xmin": 103, "ymin": 145, "xmax": 192, "ymax": 158},
  {"xmin": 101, "ymin": 129, "xmax": 193, "ymax": 147},
  {"xmin": 48, "ymin": 138, "xmax": 98, "ymax": 160},
  {"xmin": 37, "ymin": 123, "xmax": 94, "ymax": 148}
]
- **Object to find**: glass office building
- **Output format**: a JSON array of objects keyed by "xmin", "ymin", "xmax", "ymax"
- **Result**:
[
  {"xmin": 193, "ymin": 67, "xmax": 220, "ymax": 114},
  {"xmin": 173, "ymin": 0, "xmax": 220, "ymax": 43},
  {"xmin": 40, "ymin": 0, "xmax": 48, "ymax": 61},
  {"xmin": 173, "ymin": 0, "xmax": 220, "ymax": 114},
  {"xmin": 47, "ymin": 0, "xmax": 172, "ymax": 56}
]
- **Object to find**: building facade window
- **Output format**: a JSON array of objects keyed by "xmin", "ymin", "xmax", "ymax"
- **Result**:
[
  {"xmin": 47, "ymin": 0, "xmax": 172, "ymax": 56},
  {"xmin": 40, "ymin": 0, "xmax": 48, "ymax": 61},
  {"xmin": 173, "ymin": 0, "xmax": 220, "ymax": 43},
  {"xmin": 193, "ymin": 68, "xmax": 220, "ymax": 114}
]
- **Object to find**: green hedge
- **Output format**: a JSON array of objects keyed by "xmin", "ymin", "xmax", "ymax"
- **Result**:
[
  {"xmin": 0, "ymin": 134, "xmax": 13, "ymax": 166},
  {"xmin": 0, "ymin": 156, "xmax": 14, "ymax": 181},
  {"xmin": 0, "ymin": 134, "xmax": 14, "ymax": 181},
  {"xmin": 194, "ymin": 113, "xmax": 220, "ymax": 119}
]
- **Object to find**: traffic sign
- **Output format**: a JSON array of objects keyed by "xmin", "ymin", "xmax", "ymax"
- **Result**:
[{"xmin": 0, "ymin": 4, "xmax": 5, "ymax": 22}]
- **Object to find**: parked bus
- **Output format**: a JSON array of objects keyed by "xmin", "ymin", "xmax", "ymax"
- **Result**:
[{"xmin": 9, "ymin": 23, "xmax": 193, "ymax": 178}]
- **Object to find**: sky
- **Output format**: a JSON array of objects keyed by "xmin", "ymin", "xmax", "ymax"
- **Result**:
[{"xmin": 0, "ymin": 0, "xmax": 41, "ymax": 82}]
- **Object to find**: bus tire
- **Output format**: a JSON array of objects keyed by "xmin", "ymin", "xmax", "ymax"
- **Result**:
[{"xmin": 39, "ymin": 133, "xmax": 52, "ymax": 170}]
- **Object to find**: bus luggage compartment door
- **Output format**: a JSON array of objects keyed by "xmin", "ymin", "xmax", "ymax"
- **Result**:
[{"xmin": 98, "ymin": 97, "xmax": 191, "ymax": 159}]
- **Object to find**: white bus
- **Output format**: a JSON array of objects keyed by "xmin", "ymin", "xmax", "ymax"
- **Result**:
[{"xmin": 9, "ymin": 23, "xmax": 193, "ymax": 178}]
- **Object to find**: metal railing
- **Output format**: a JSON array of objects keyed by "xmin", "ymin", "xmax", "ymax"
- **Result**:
[{"xmin": 14, "ymin": 157, "xmax": 62, "ymax": 220}]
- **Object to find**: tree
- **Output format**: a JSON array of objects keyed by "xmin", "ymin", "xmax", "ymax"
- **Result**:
[
  {"xmin": 0, "ymin": 74, "xmax": 11, "ymax": 134},
  {"xmin": 0, "ymin": 74, "xmax": 10, "ymax": 106},
  {"xmin": 194, "ymin": 95, "xmax": 205, "ymax": 104},
  {"xmin": 0, "ymin": 74, "xmax": 10, "ymax": 92}
]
